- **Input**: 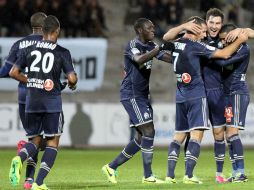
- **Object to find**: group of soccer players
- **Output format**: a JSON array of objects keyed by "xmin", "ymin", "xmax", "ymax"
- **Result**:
[
  {"xmin": 0, "ymin": 12, "xmax": 77, "ymax": 190},
  {"xmin": 102, "ymin": 7, "xmax": 253, "ymax": 185}
]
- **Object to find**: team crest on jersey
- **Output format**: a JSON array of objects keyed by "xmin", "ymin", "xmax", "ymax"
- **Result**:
[
  {"xmin": 181, "ymin": 73, "xmax": 191, "ymax": 83},
  {"xmin": 224, "ymin": 107, "xmax": 233, "ymax": 122},
  {"xmin": 44, "ymin": 79, "xmax": 54, "ymax": 91}
]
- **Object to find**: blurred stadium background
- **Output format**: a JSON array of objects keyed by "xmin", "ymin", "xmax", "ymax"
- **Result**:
[
  {"xmin": 0, "ymin": 0, "xmax": 254, "ymax": 148},
  {"xmin": 1, "ymin": 1, "xmax": 254, "ymax": 189}
]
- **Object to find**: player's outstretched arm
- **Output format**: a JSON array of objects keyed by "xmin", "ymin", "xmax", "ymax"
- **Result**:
[
  {"xmin": 212, "ymin": 31, "xmax": 248, "ymax": 59},
  {"xmin": 133, "ymin": 42, "xmax": 175, "ymax": 65},
  {"xmin": 163, "ymin": 20, "xmax": 202, "ymax": 41},
  {"xmin": 225, "ymin": 28, "xmax": 254, "ymax": 42},
  {"xmin": 9, "ymin": 65, "xmax": 27, "ymax": 83},
  {"xmin": 67, "ymin": 72, "xmax": 78, "ymax": 90}
]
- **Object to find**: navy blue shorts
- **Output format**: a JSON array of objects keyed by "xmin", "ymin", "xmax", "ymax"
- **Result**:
[
  {"xmin": 25, "ymin": 112, "xmax": 64, "ymax": 138},
  {"xmin": 206, "ymin": 88, "xmax": 226, "ymax": 128},
  {"xmin": 175, "ymin": 97, "xmax": 210, "ymax": 132},
  {"xmin": 19, "ymin": 103, "xmax": 26, "ymax": 129},
  {"xmin": 225, "ymin": 94, "xmax": 249, "ymax": 129},
  {"xmin": 121, "ymin": 98, "xmax": 153, "ymax": 127}
]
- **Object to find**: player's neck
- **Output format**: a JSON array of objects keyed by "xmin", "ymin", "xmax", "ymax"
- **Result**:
[
  {"xmin": 43, "ymin": 34, "xmax": 57, "ymax": 43},
  {"xmin": 183, "ymin": 33, "xmax": 198, "ymax": 41},
  {"xmin": 32, "ymin": 28, "xmax": 43, "ymax": 35}
]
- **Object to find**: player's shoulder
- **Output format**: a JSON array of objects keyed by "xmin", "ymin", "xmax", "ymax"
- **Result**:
[{"xmin": 55, "ymin": 44, "xmax": 71, "ymax": 54}]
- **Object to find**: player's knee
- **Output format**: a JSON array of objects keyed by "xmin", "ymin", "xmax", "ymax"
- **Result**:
[{"xmin": 138, "ymin": 123, "xmax": 155, "ymax": 138}]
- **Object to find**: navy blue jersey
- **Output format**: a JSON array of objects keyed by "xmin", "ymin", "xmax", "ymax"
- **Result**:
[
  {"xmin": 214, "ymin": 43, "xmax": 250, "ymax": 95},
  {"xmin": 173, "ymin": 38, "xmax": 216, "ymax": 103},
  {"xmin": 0, "ymin": 34, "xmax": 42, "ymax": 104},
  {"xmin": 15, "ymin": 40, "xmax": 75, "ymax": 113},
  {"xmin": 201, "ymin": 36, "xmax": 223, "ymax": 89},
  {"xmin": 120, "ymin": 37, "xmax": 165, "ymax": 100}
]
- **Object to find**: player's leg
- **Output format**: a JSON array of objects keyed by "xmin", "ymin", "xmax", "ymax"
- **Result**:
[
  {"xmin": 207, "ymin": 88, "xmax": 227, "ymax": 183},
  {"xmin": 19, "ymin": 103, "xmax": 42, "ymax": 189},
  {"xmin": 102, "ymin": 99, "xmax": 144, "ymax": 183},
  {"xmin": 225, "ymin": 94, "xmax": 249, "ymax": 183},
  {"xmin": 166, "ymin": 133, "xmax": 186, "ymax": 183},
  {"xmin": 9, "ymin": 113, "xmax": 42, "ymax": 186},
  {"xmin": 184, "ymin": 98, "xmax": 209, "ymax": 184},
  {"xmin": 166, "ymin": 102, "xmax": 188, "ymax": 183},
  {"xmin": 33, "ymin": 112, "xmax": 63, "ymax": 189},
  {"xmin": 213, "ymin": 127, "xmax": 227, "ymax": 183}
]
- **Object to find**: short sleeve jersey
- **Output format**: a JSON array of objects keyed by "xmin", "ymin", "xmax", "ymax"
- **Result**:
[
  {"xmin": 15, "ymin": 40, "xmax": 75, "ymax": 113},
  {"xmin": 120, "ymin": 37, "xmax": 165, "ymax": 100},
  {"xmin": 173, "ymin": 38, "xmax": 216, "ymax": 103}
]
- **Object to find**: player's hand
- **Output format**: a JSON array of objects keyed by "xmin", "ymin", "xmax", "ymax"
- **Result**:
[
  {"xmin": 68, "ymin": 82, "xmax": 77, "ymax": 91},
  {"xmin": 225, "ymin": 28, "xmax": 242, "ymax": 43},
  {"xmin": 237, "ymin": 30, "xmax": 248, "ymax": 43},
  {"xmin": 159, "ymin": 42, "xmax": 175, "ymax": 51},
  {"xmin": 183, "ymin": 20, "xmax": 202, "ymax": 35}
]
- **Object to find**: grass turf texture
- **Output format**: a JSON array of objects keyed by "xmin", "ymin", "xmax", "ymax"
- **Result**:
[{"xmin": 1, "ymin": 148, "xmax": 254, "ymax": 190}]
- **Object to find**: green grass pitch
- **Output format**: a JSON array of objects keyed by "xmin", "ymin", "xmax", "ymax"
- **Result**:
[{"xmin": 1, "ymin": 148, "xmax": 254, "ymax": 189}]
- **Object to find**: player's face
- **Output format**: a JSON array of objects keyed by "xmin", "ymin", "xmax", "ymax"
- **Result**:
[
  {"xmin": 206, "ymin": 16, "xmax": 223, "ymax": 38},
  {"xmin": 196, "ymin": 23, "xmax": 207, "ymax": 41},
  {"xmin": 219, "ymin": 32, "xmax": 229, "ymax": 47},
  {"xmin": 141, "ymin": 21, "xmax": 155, "ymax": 41}
]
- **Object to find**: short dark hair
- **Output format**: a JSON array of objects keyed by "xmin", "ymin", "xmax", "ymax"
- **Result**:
[
  {"xmin": 134, "ymin": 18, "xmax": 151, "ymax": 34},
  {"xmin": 220, "ymin": 23, "xmax": 237, "ymax": 34},
  {"xmin": 42, "ymin": 15, "xmax": 60, "ymax": 34},
  {"xmin": 187, "ymin": 16, "xmax": 206, "ymax": 26},
  {"xmin": 206, "ymin": 8, "xmax": 224, "ymax": 22},
  {"xmin": 30, "ymin": 12, "xmax": 47, "ymax": 28}
]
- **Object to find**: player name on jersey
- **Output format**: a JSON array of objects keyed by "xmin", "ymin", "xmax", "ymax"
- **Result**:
[{"xmin": 36, "ymin": 41, "xmax": 56, "ymax": 50}]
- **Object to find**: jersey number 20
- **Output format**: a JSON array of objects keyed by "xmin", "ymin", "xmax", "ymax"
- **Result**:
[{"xmin": 30, "ymin": 50, "xmax": 54, "ymax": 73}]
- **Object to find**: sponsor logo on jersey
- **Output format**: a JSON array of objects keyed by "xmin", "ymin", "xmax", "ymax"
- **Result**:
[
  {"xmin": 27, "ymin": 78, "xmax": 44, "ymax": 89},
  {"xmin": 224, "ymin": 107, "xmax": 233, "ymax": 122},
  {"xmin": 44, "ymin": 79, "xmax": 54, "ymax": 91},
  {"xmin": 176, "ymin": 73, "xmax": 191, "ymax": 84},
  {"xmin": 181, "ymin": 73, "xmax": 191, "ymax": 83}
]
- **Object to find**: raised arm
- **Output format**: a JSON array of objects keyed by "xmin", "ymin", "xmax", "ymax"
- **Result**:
[
  {"xmin": 212, "ymin": 31, "xmax": 248, "ymax": 59},
  {"xmin": 133, "ymin": 46, "xmax": 160, "ymax": 65},
  {"xmin": 133, "ymin": 42, "xmax": 174, "ymax": 65},
  {"xmin": 213, "ymin": 53, "xmax": 248, "ymax": 66},
  {"xmin": 163, "ymin": 20, "xmax": 202, "ymax": 41},
  {"xmin": 225, "ymin": 28, "xmax": 254, "ymax": 42}
]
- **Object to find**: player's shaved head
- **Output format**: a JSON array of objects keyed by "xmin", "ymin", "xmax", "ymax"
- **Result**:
[
  {"xmin": 134, "ymin": 18, "xmax": 152, "ymax": 34},
  {"xmin": 42, "ymin": 15, "xmax": 60, "ymax": 34},
  {"xmin": 30, "ymin": 12, "xmax": 47, "ymax": 28}
]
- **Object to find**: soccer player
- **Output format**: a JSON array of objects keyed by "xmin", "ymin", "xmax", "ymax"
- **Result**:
[
  {"xmin": 0, "ymin": 12, "xmax": 47, "ymax": 189},
  {"xmin": 164, "ymin": 16, "xmax": 248, "ymax": 184},
  {"xmin": 8, "ymin": 15, "xmax": 77, "ymax": 190},
  {"xmin": 163, "ymin": 8, "xmax": 252, "ymax": 183},
  {"xmin": 213, "ymin": 23, "xmax": 250, "ymax": 182},
  {"xmin": 102, "ymin": 18, "xmax": 174, "ymax": 184}
]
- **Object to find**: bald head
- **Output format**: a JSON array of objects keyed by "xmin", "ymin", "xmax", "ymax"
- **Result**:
[{"xmin": 30, "ymin": 12, "xmax": 47, "ymax": 28}]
